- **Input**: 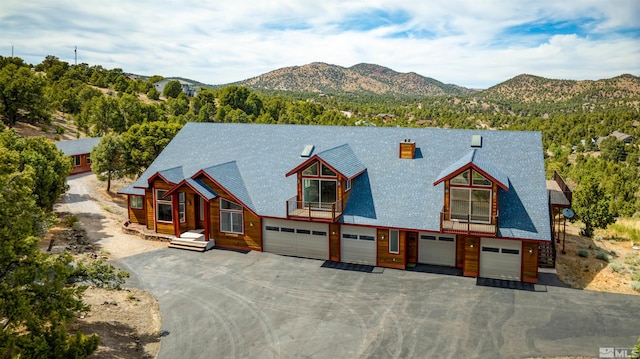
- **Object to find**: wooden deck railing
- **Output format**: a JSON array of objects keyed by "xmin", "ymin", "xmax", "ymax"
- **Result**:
[
  {"xmin": 286, "ymin": 196, "xmax": 342, "ymax": 222},
  {"xmin": 440, "ymin": 209, "xmax": 499, "ymax": 236}
]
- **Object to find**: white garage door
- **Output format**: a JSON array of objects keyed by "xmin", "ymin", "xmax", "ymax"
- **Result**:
[
  {"xmin": 418, "ymin": 233, "xmax": 456, "ymax": 266},
  {"xmin": 479, "ymin": 238, "xmax": 521, "ymax": 281},
  {"xmin": 263, "ymin": 219, "xmax": 329, "ymax": 260},
  {"xmin": 340, "ymin": 225, "xmax": 377, "ymax": 265}
]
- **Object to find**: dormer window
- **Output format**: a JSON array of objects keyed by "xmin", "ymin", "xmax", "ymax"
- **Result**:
[
  {"xmin": 450, "ymin": 169, "xmax": 492, "ymax": 223},
  {"xmin": 301, "ymin": 161, "xmax": 337, "ymax": 210}
]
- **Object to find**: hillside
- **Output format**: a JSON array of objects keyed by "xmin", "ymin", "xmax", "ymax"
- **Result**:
[
  {"xmin": 480, "ymin": 73, "xmax": 640, "ymax": 105},
  {"xmin": 233, "ymin": 62, "xmax": 475, "ymax": 96}
]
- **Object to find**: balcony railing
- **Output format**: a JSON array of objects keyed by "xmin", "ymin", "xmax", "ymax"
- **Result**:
[
  {"xmin": 287, "ymin": 196, "xmax": 342, "ymax": 222},
  {"xmin": 440, "ymin": 209, "xmax": 498, "ymax": 236}
]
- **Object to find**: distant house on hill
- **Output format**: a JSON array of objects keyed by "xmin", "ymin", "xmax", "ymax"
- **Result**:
[
  {"xmin": 596, "ymin": 130, "xmax": 636, "ymax": 145},
  {"xmin": 56, "ymin": 137, "xmax": 101, "ymax": 175},
  {"xmin": 153, "ymin": 79, "xmax": 199, "ymax": 97}
]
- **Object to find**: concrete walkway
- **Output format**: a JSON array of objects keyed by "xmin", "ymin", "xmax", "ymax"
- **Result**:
[{"xmin": 117, "ymin": 248, "xmax": 640, "ymax": 359}]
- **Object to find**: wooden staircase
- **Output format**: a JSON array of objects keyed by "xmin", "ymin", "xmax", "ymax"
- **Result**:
[
  {"xmin": 169, "ymin": 230, "xmax": 215, "ymax": 252},
  {"xmin": 538, "ymin": 241, "xmax": 556, "ymax": 268}
]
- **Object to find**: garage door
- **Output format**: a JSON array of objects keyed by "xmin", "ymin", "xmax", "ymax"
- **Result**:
[
  {"xmin": 340, "ymin": 225, "xmax": 376, "ymax": 265},
  {"xmin": 479, "ymin": 238, "xmax": 521, "ymax": 281},
  {"xmin": 263, "ymin": 219, "xmax": 329, "ymax": 260},
  {"xmin": 418, "ymin": 233, "xmax": 456, "ymax": 266}
]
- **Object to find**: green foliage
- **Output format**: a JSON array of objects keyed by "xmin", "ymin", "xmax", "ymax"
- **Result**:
[
  {"xmin": 599, "ymin": 136, "xmax": 627, "ymax": 163},
  {"xmin": 609, "ymin": 261, "xmax": 623, "ymax": 273},
  {"xmin": 162, "ymin": 80, "xmax": 182, "ymax": 98},
  {"xmin": 147, "ymin": 86, "xmax": 160, "ymax": 100},
  {"xmin": 631, "ymin": 281, "xmax": 640, "ymax": 292},
  {"xmin": 573, "ymin": 175, "xmax": 616, "ymax": 237},
  {"xmin": 595, "ymin": 250, "xmax": 610, "ymax": 262},
  {"xmin": 0, "ymin": 129, "xmax": 71, "ymax": 210},
  {"xmin": 578, "ymin": 249, "xmax": 589, "ymax": 258},
  {"xmin": 0, "ymin": 132, "xmax": 128, "ymax": 357},
  {"xmin": 0, "ymin": 63, "xmax": 50, "ymax": 127},
  {"xmin": 91, "ymin": 134, "xmax": 127, "ymax": 192},
  {"xmin": 120, "ymin": 121, "xmax": 183, "ymax": 177},
  {"xmin": 632, "ymin": 271, "xmax": 640, "ymax": 281}
]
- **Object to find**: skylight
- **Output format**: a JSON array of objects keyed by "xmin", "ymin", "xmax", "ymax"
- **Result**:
[
  {"xmin": 471, "ymin": 135, "xmax": 482, "ymax": 148},
  {"xmin": 300, "ymin": 144, "xmax": 314, "ymax": 157}
]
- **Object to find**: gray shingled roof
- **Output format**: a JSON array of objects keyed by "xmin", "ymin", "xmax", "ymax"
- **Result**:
[
  {"xmin": 55, "ymin": 137, "xmax": 101, "ymax": 156},
  {"xmin": 187, "ymin": 178, "xmax": 218, "ymax": 200},
  {"xmin": 433, "ymin": 149, "xmax": 509, "ymax": 189},
  {"xmin": 119, "ymin": 123, "xmax": 551, "ymax": 241},
  {"xmin": 317, "ymin": 144, "xmax": 366, "ymax": 179}
]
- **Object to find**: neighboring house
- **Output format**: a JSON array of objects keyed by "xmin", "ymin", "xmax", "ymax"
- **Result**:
[
  {"xmin": 56, "ymin": 137, "xmax": 101, "ymax": 175},
  {"xmin": 153, "ymin": 78, "xmax": 199, "ymax": 97},
  {"xmin": 596, "ymin": 130, "xmax": 636, "ymax": 145},
  {"xmin": 119, "ymin": 123, "xmax": 552, "ymax": 283}
]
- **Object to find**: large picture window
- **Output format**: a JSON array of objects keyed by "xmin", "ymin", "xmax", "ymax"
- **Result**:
[
  {"xmin": 155, "ymin": 189, "xmax": 172, "ymax": 222},
  {"xmin": 220, "ymin": 198, "xmax": 243, "ymax": 234},
  {"xmin": 301, "ymin": 162, "xmax": 338, "ymax": 210},
  {"xmin": 450, "ymin": 171, "xmax": 492, "ymax": 224}
]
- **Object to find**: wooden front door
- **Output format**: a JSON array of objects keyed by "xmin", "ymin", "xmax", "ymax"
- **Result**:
[{"xmin": 406, "ymin": 231, "xmax": 418, "ymax": 263}]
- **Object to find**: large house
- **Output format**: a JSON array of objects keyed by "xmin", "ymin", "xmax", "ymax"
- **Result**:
[
  {"xmin": 119, "ymin": 123, "xmax": 552, "ymax": 283},
  {"xmin": 56, "ymin": 137, "xmax": 101, "ymax": 175}
]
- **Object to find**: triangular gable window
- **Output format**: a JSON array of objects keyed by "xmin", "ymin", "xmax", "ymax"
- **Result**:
[{"xmin": 302, "ymin": 163, "xmax": 318, "ymax": 176}]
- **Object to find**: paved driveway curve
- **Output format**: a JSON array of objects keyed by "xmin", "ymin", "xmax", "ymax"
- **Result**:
[{"xmin": 118, "ymin": 248, "xmax": 639, "ymax": 359}]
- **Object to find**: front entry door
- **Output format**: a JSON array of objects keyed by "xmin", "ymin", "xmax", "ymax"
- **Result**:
[{"xmin": 406, "ymin": 231, "xmax": 418, "ymax": 264}]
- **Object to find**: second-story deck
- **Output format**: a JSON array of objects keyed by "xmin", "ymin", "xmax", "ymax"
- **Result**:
[
  {"xmin": 286, "ymin": 196, "xmax": 342, "ymax": 222},
  {"xmin": 440, "ymin": 209, "xmax": 499, "ymax": 236}
]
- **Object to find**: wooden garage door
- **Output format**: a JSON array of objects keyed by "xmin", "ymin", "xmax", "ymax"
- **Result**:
[
  {"xmin": 263, "ymin": 219, "xmax": 329, "ymax": 260},
  {"xmin": 479, "ymin": 238, "xmax": 522, "ymax": 281},
  {"xmin": 418, "ymin": 233, "xmax": 456, "ymax": 266},
  {"xmin": 340, "ymin": 225, "xmax": 377, "ymax": 265}
]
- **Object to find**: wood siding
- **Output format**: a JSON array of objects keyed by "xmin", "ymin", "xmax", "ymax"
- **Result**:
[
  {"xmin": 199, "ymin": 176, "xmax": 262, "ymax": 251},
  {"xmin": 521, "ymin": 241, "xmax": 539, "ymax": 283},
  {"xmin": 406, "ymin": 231, "xmax": 418, "ymax": 263},
  {"xmin": 377, "ymin": 229, "xmax": 405, "ymax": 269},
  {"xmin": 463, "ymin": 236, "xmax": 479, "ymax": 277},
  {"xmin": 151, "ymin": 180, "xmax": 174, "ymax": 235},
  {"xmin": 145, "ymin": 189, "xmax": 154, "ymax": 230},
  {"xmin": 329, "ymin": 223, "xmax": 340, "ymax": 261},
  {"xmin": 399, "ymin": 141, "xmax": 415, "ymax": 159},
  {"xmin": 456, "ymin": 235, "xmax": 465, "ymax": 268},
  {"xmin": 127, "ymin": 195, "xmax": 146, "ymax": 225},
  {"xmin": 69, "ymin": 154, "xmax": 92, "ymax": 175},
  {"xmin": 492, "ymin": 183, "xmax": 499, "ymax": 225},
  {"xmin": 443, "ymin": 182, "xmax": 450, "ymax": 220}
]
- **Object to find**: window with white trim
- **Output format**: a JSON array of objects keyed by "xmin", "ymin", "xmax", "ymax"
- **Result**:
[
  {"xmin": 345, "ymin": 179, "xmax": 351, "ymax": 191},
  {"xmin": 155, "ymin": 189, "xmax": 172, "ymax": 222},
  {"xmin": 73, "ymin": 155, "xmax": 81, "ymax": 167},
  {"xmin": 85, "ymin": 155, "xmax": 91, "ymax": 165},
  {"xmin": 301, "ymin": 161, "xmax": 338, "ymax": 210},
  {"xmin": 389, "ymin": 230, "xmax": 399, "ymax": 254},
  {"xmin": 130, "ymin": 195, "xmax": 143, "ymax": 209},
  {"xmin": 178, "ymin": 192, "xmax": 186, "ymax": 223},
  {"xmin": 220, "ymin": 198, "xmax": 243, "ymax": 234}
]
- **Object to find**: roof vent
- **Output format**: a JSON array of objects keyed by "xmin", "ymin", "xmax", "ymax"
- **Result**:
[
  {"xmin": 399, "ymin": 139, "xmax": 416, "ymax": 159},
  {"xmin": 300, "ymin": 144, "xmax": 314, "ymax": 157},
  {"xmin": 471, "ymin": 135, "xmax": 482, "ymax": 148}
]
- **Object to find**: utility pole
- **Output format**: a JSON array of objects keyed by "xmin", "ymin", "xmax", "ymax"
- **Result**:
[
  {"xmin": 74, "ymin": 46, "xmax": 77, "ymax": 65},
  {"xmin": 11, "ymin": 45, "xmax": 14, "ymax": 57}
]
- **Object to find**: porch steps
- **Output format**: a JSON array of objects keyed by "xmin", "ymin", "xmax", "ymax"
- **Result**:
[
  {"xmin": 168, "ymin": 230, "xmax": 214, "ymax": 252},
  {"xmin": 538, "ymin": 241, "xmax": 556, "ymax": 268}
]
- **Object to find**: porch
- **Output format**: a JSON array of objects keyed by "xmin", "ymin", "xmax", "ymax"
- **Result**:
[{"xmin": 122, "ymin": 222, "xmax": 214, "ymax": 252}]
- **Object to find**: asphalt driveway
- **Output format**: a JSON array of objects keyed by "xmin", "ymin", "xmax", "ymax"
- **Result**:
[{"xmin": 117, "ymin": 248, "xmax": 640, "ymax": 359}]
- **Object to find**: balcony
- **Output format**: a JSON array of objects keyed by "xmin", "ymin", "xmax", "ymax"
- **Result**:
[
  {"xmin": 287, "ymin": 196, "xmax": 342, "ymax": 222},
  {"xmin": 440, "ymin": 209, "xmax": 498, "ymax": 236}
]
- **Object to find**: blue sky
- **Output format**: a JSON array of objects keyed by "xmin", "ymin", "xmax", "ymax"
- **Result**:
[{"xmin": 0, "ymin": 1, "xmax": 638, "ymax": 88}]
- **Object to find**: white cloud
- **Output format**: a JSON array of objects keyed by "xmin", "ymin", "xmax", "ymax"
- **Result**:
[{"xmin": 0, "ymin": 0, "xmax": 637, "ymax": 88}]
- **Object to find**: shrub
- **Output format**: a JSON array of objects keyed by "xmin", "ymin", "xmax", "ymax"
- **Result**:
[
  {"xmin": 631, "ymin": 281, "xmax": 640, "ymax": 293},
  {"xmin": 595, "ymin": 251, "xmax": 610, "ymax": 262},
  {"xmin": 609, "ymin": 261, "xmax": 623, "ymax": 273},
  {"xmin": 578, "ymin": 249, "xmax": 589, "ymax": 258},
  {"xmin": 66, "ymin": 215, "xmax": 79, "ymax": 229},
  {"xmin": 632, "ymin": 272, "xmax": 640, "ymax": 282},
  {"xmin": 56, "ymin": 125, "xmax": 65, "ymax": 134}
]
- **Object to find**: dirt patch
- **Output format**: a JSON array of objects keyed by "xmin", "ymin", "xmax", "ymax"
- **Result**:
[
  {"xmin": 73, "ymin": 287, "xmax": 162, "ymax": 359},
  {"xmin": 555, "ymin": 223, "xmax": 640, "ymax": 296},
  {"xmin": 12, "ymin": 112, "xmax": 83, "ymax": 141}
]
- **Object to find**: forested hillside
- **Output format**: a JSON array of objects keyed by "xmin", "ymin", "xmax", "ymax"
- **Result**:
[{"xmin": 1, "ymin": 55, "xmax": 639, "ymax": 224}]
